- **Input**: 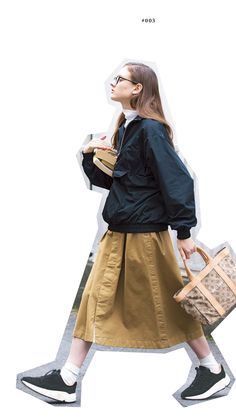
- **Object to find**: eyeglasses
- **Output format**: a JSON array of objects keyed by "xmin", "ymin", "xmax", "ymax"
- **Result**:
[{"xmin": 111, "ymin": 75, "xmax": 140, "ymax": 86}]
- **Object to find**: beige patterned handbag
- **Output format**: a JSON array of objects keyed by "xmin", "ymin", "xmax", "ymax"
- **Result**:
[{"xmin": 173, "ymin": 246, "xmax": 236, "ymax": 325}]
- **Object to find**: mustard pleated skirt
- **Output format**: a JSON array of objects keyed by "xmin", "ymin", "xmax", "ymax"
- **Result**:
[{"xmin": 73, "ymin": 229, "xmax": 203, "ymax": 349}]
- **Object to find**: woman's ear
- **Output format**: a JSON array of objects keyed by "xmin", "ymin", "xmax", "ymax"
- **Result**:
[{"xmin": 132, "ymin": 83, "xmax": 143, "ymax": 95}]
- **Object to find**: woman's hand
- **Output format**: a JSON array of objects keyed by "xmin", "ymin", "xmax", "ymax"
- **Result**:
[
  {"xmin": 177, "ymin": 237, "xmax": 197, "ymax": 262},
  {"xmin": 83, "ymin": 135, "xmax": 113, "ymax": 153}
]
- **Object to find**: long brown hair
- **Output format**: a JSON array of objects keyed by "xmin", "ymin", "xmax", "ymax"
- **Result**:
[{"xmin": 111, "ymin": 62, "xmax": 174, "ymax": 149}]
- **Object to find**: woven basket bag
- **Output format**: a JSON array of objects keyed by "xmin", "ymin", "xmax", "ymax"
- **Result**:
[{"xmin": 173, "ymin": 246, "xmax": 236, "ymax": 325}]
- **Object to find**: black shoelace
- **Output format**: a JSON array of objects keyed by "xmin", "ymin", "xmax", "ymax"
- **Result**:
[
  {"xmin": 45, "ymin": 369, "xmax": 60, "ymax": 375},
  {"xmin": 41, "ymin": 369, "xmax": 60, "ymax": 379}
]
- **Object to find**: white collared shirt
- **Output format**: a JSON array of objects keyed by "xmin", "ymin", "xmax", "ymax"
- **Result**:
[{"xmin": 123, "ymin": 108, "xmax": 139, "ymax": 128}]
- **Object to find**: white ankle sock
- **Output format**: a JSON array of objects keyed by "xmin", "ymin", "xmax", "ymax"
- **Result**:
[
  {"xmin": 61, "ymin": 361, "xmax": 80, "ymax": 386},
  {"xmin": 199, "ymin": 353, "xmax": 221, "ymax": 373}
]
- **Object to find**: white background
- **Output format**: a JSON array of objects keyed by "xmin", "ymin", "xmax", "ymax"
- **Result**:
[{"xmin": 1, "ymin": 0, "xmax": 236, "ymax": 417}]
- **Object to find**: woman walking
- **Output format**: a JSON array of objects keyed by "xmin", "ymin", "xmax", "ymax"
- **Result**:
[{"xmin": 21, "ymin": 62, "xmax": 230, "ymax": 403}]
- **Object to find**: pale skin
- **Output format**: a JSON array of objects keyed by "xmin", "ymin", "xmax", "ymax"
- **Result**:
[{"xmin": 68, "ymin": 66, "xmax": 217, "ymax": 369}]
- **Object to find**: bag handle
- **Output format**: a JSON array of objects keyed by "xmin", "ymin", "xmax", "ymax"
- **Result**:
[{"xmin": 183, "ymin": 245, "xmax": 213, "ymax": 282}]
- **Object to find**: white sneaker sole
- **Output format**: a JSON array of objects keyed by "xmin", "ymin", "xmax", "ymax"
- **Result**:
[
  {"xmin": 21, "ymin": 380, "xmax": 76, "ymax": 403},
  {"xmin": 184, "ymin": 374, "xmax": 231, "ymax": 400}
]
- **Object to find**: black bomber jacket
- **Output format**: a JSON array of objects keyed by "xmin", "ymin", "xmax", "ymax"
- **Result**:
[{"xmin": 81, "ymin": 116, "xmax": 197, "ymax": 240}]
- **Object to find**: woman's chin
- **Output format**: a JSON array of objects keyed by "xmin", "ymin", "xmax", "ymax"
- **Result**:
[{"xmin": 110, "ymin": 94, "xmax": 119, "ymax": 102}]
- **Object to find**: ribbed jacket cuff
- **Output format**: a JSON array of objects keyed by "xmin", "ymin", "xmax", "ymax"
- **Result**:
[{"xmin": 177, "ymin": 226, "xmax": 191, "ymax": 240}]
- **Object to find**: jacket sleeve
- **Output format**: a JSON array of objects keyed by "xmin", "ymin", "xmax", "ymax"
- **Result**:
[
  {"xmin": 144, "ymin": 122, "xmax": 197, "ymax": 240},
  {"xmin": 82, "ymin": 152, "xmax": 113, "ymax": 190}
]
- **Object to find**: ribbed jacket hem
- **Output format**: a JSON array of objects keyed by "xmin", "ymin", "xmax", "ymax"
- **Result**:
[{"xmin": 107, "ymin": 223, "xmax": 168, "ymax": 233}]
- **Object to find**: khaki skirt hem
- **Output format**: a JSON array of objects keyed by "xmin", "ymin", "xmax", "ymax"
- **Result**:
[{"xmin": 73, "ymin": 329, "xmax": 204, "ymax": 350}]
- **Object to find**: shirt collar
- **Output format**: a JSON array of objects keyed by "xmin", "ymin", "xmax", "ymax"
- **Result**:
[
  {"xmin": 122, "ymin": 108, "xmax": 139, "ymax": 127},
  {"xmin": 123, "ymin": 108, "xmax": 139, "ymax": 120}
]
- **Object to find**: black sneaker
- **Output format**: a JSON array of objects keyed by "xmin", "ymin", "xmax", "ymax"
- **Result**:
[
  {"xmin": 21, "ymin": 369, "xmax": 77, "ymax": 403},
  {"xmin": 181, "ymin": 365, "xmax": 230, "ymax": 400}
]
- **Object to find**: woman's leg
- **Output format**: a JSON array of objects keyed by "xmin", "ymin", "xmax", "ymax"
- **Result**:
[
  {"xmin": 187, "ymin": 335, "xmax": 211, "ymax": 359},
  {"xmin": 59, "ymin": 337, "xmax": 92, "ymax": 386},
  {"xmin": 187, "ymin": 334, "xmax": 220, "ymax": 372},
  {"xmin": 21, "ymin": 337, "xmax": 93, "ymax": 402},
  {"xmin": 66, "ymin": 337, "xmax": 93, "ymax": 367},
  {"xmin": 181, "ymin": 334, "xmax": 230, "ymax": 400}
]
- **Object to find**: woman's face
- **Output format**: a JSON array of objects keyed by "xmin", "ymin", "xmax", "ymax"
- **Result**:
[{"xmin": 110, "ymin": 66, "xmax": 142, "ymax": 108}]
